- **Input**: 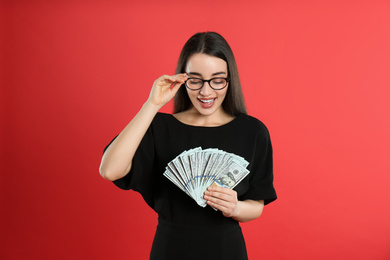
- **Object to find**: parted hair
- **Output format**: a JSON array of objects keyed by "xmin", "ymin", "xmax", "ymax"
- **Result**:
[{"xmin": 174, "ymin": 32, "xmax": 247, "ymax": 116}]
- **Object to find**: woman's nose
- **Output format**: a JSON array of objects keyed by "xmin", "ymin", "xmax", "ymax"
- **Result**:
[{"xmin": 200, "ymin": 82, "xmax": 212, "ymax": 95}]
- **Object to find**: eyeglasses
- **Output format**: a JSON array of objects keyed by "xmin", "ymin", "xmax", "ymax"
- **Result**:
[{"xmin": 185, "ymin": 77, "xmax": 230, "ymax": 90}]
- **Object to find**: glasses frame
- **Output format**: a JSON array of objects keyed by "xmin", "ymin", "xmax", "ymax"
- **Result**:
[{"xmin": 185, "ymin": 77, "xmax": 230, "ymax": 91}]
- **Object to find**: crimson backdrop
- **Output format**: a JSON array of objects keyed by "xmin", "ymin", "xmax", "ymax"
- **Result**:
[{"xmin": 2, "ymin": 0, "xmax": 390, "ymax": 259}]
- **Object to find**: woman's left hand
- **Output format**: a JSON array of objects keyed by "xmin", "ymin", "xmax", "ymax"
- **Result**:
[{"xmin": 204, "ymin": 186, "xmax": 239, "ymax": 218}]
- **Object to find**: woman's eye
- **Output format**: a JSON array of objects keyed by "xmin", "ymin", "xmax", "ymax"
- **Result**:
[
  {"xmin": 212, "ymin": 79, "xmax": 224, "ymax": 84},
  {"xmin": 189, "ymin": 79, "xmax": 202, "ymax": 84}
]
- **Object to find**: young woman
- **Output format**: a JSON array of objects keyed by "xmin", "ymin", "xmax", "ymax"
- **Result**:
[{"xmin": 100, "ymin": 32, "xmax": 277, "ymax": 260}]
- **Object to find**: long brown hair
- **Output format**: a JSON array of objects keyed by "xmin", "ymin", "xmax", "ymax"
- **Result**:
[{"xmin": 174, "ymin": 32, "xmax": 247, "ymax": 116}]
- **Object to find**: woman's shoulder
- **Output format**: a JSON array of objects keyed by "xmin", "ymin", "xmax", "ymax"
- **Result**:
[
  {"xmin": 238, "ymin": 113, "xmax": 270, "ymax": 133},
  {"xmin": 236, "ymin": 114, "xmax": 272, "ymax": 146},
  {"xmin": 152, "ymin": 112, "xmax": 175, "ymax": 125},
  {"xmin": 154, "ymin": 112, "xmax": 172, "ymax": 119}
]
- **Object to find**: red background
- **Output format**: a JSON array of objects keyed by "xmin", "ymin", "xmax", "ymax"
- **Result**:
[{"xmin": 2, "ymin": 0, "xmax": 390, "ymax": 259}]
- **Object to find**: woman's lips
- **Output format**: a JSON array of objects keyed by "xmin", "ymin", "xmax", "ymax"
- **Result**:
[{"xmin": 198, "ymin": 98, "xmax": 216, "ymax": 108}]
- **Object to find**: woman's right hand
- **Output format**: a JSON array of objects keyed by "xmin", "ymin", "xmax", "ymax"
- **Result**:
[{"xmin": 147, "ymin": 73, "xmax": 188, "ymax": 108}]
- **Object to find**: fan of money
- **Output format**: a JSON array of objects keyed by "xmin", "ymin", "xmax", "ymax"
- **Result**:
[{"xmin": 163, "ymin": 147, "xmax": 250, "ymax": 207}]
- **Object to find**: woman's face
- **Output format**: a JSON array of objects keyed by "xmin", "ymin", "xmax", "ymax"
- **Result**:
[{"xmin": 185, "ymin": 53, "xmax": 229, "ymax": 117}]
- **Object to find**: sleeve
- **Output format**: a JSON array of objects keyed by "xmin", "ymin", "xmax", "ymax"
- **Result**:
[
  {"xmin": 104, "ymin": 124, "xmax": 156, "ymax": 209},
  {"xmin": 239, "ymin": 126, "xmax": 277, "ymax": 205}
]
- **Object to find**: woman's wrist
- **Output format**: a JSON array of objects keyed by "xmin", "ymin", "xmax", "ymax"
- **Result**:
[
  {"xmin": 230, "ymin": 200, "xmax": 264, "ymax": 223},
  {"xmin": 143, "ymin": 99, "xmax": 163, "ymax": 113}
]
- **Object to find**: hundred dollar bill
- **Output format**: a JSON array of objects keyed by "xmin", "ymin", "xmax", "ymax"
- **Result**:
[
  {"xmin": 211, "ymin": 159, "xmax": 249, "ymax": 189},
  {"xmin": 163, "ymin": 147, "xmax": 251, "ymax": 208}
]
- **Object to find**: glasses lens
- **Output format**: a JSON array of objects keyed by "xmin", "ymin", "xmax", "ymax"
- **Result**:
[
  {"xmin": 210, "ymin": 78, "xmax": 227, "ymax": 90},
  {"xmin": 186, "ymin": 78, "xmax": 203, "ymax": 90}
]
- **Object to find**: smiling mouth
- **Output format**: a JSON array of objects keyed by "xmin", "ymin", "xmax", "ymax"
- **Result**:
[
  {"xmin": 198, "ymin": 98, "xmax": 216, "ymax": 104},
  {"xmin": 198, "ymin": 98, "xmax": 216, "ymax": 108}
]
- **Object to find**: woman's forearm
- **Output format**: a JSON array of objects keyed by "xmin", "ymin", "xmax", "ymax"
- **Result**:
[
  {"xmin": 204, "ymin": 186, "xmax": 265, "ymax": 222},
  {"xmin": 99, "ymin": 74, "xmax": 188, "ymax": 182},
  {"xmin": 99, "ymin": 101, "xmax": 160, "ymax": 181},
  {"xmin": 231, "ymin": 200, "xmax": 265, "ymax": 223}
]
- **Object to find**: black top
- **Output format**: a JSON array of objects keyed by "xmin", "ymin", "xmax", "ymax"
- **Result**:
[
  {"xmin": 110, "ymin": 112, "xmax": 276, "ymax": 220},
  {"xmin": 107, "ymin": 113, "xmax": 277, "ymax": 259}
]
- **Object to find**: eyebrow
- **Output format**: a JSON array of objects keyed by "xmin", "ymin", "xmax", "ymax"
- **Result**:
[{"xmin": 187, "ymin": 71, "xmax": 227, "ymax": 77}]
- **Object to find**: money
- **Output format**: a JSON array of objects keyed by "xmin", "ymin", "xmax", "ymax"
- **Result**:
[{"xmin": 163, "ymin": 147, "xmax": 250, "ymax": 207}]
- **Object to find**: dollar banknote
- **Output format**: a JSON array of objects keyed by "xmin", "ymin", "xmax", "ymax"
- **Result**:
[{"xmin": 163, "ymin": 147, "xmax": 250, "ymax": 207}]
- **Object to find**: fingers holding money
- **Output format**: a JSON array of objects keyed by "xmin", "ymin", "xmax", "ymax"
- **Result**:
[{"xmin": 204, "ymin": 186, "xmax": 239, "ymax": 218}]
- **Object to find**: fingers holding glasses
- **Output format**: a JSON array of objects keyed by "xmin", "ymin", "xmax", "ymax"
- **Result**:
[
  {"xmin": 168, "ymin": 73, "xmax": 188, "ymax": 89},
  {"xmin": 147, "ymin": 73, "xmax": 188, "ymax": 108},
  {"xmin": 159, "ymin": 73, "xmax": 187, "ymax": 88},
  {"xmin": 170, "ymin": 73, "xmax": 188, "ymax": 84}
]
